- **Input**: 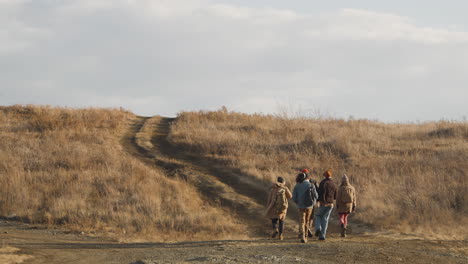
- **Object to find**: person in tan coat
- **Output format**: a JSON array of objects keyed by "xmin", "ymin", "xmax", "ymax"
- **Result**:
[
  {"xmin": 336, "ymin": 174, "xmax": 357, "ymax": 237},
  {"xmin": 266, "ymin": 177, "xmax": 292, "ymax": 240}
]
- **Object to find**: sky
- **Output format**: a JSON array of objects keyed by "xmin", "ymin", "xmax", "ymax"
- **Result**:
[{"xmin": 1, "ymin": 0, "xmax": 467, "ymax": 122}]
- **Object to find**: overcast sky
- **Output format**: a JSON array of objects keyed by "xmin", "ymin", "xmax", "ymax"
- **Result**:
[{"xmin": 1, "ymin": 0, "xmax": 467, "ymax": 122}]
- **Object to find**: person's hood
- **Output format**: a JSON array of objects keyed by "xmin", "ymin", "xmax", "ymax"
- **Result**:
[
  {"xmin": 341, "ymin": 174, "xmax": 350, "ymax": 186},
  {"xmin": 273, "ymin": 182, "xmax": 284, "ymax": 188}
]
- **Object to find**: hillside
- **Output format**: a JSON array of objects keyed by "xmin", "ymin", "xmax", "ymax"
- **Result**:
[
  {"xmin": 0, "ymin": 105, "xmax": 467, "ymax": 263},
  {"xmin": 0, "ymin": 105, "xmax": 467, "ymax": 241},
  {"xmin": 0, "ymin": 105, "xmax": 245, "ymax": 241},
  {"xmin": 169, "ymin": 109, "xmax": 468, "ymax": 239}
]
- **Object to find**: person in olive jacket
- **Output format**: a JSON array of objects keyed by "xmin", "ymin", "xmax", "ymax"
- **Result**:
[
  {"xmin": 265, "ymin": 177, "xmax": 292, "ymax": 240},
  {"xmin": 336, "ymin": 174, "xmax": 357, "ymax": 237},
  {"xmin": 315, "ymin": 169, "xmax": 337, "ymax": 240}
]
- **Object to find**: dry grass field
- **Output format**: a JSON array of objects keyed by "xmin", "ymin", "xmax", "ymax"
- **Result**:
[
  {"xmin": 0, "ymin": 105, "xmax": 466, "ymax": 263},
  {"xmin": 0, "ymin": 105, "xmax": 466, "ymax": 244},
  {"xmin": 169, "ymin": 109, "xmax": 468, "ymax": 239},
  {"xmin": 0, "ymin": 105, "xmax": 243, "ymax": 241}
]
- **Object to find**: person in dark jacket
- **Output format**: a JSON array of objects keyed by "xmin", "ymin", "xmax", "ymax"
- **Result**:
[{"xmin": 315, "ymin": 169, "xmax": 337, "ymax": 240}]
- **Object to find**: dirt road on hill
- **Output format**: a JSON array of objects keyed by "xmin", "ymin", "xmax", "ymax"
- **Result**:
[
  {"xmin": 126, "ymin": 116, "xmax": 283, "ymax": 236},
  {"xmin": 0, "ymin": 116, "xmax": 466, "ymax": 263}
]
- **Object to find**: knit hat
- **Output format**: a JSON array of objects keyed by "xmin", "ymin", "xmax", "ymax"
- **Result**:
[
  {"xmin": 323, "ymin": 169, "xmax": 332, "ymax": 178},
  {"xmin": 301, "ymin": 169, "xmax": 309, "ymax": 174},
  {"xmin": 277, "ymin": 177, "xmax": 284, "ymax": 183}
]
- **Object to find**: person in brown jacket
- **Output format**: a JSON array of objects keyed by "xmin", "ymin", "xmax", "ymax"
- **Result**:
[
  {"xmin": 266, "ymin": 177, "xmax": 292, "ymax": 240},
  {"xmin": 336, "ymin": 174, "xmax": 357, "ymax": 237}
]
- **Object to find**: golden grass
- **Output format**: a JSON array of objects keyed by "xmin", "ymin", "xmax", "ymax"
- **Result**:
[
  {"xmin": 0, "ymin": 246, "xmax": 32, "ymax": 264},
  {"xmin": 0, "ymin": 105, "xmax": 242, "ymax": 241},
  {"xmin": 1, "ymin": 105, "xmax": 466, "ymax": 240},
  {"xmin": 169, "ymin": 109, "xmax": 468, "ymax": 239}
]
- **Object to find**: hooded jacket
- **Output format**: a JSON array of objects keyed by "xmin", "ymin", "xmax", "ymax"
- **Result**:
[
  {"xmin": 336, "ymin": 176, "xmax": 357, "ymax": 213},
  {"xmin": 266, "ymin": 182, "xmax": 292, "ymax": 220}
]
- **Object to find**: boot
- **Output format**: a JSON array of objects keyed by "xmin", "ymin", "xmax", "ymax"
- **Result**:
[
  {"xmin": 278, "ymin": 221, "xmax": 284, "ymax": 240},
  {"xmin": 271, "ymin": 229, "xmax": 279, "ymax": 238},
  {"xmin": 340, "ymin": 224, "xmax": 346, "ymax": 238},
  {"xmin": 315, "ymin": 229, "xmax": 321, "ymax": 237}
]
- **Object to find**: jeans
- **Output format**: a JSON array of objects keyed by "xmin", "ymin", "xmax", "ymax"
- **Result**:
[{"xmin": 315, "ymin": 205, "xmax": 333, "ymax": 239}]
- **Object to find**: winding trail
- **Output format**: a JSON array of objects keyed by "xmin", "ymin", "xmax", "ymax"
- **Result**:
[{"xmin": 128, "ymin": 116, "xmax": 278, "ymax": 235}]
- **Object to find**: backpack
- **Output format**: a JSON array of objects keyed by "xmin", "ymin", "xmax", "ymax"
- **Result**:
[
  {"xmin": 274, "ymin": 188, "xmax": 288, "ymax": 214},
  {"xmin": 303, "ymin": 184, "xmax": 318, "ymax": 207}
]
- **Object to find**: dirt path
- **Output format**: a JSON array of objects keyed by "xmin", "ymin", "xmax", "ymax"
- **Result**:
[
  {"xmin": 0, "ymin": 116, "xmax": 466, "ymax": 263},
  {"xmin": 131, "ymin": 116, "xmax": 279, "ymax": 235},
  {"xmin": 1, "ymin": 219, "xmax": 466, "ymax": 263}
]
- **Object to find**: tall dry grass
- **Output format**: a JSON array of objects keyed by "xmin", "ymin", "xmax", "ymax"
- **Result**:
[
  {"xmin": 169, "ymin": 109, "xmax": 468, "ymax": 239},
  {"xmin": 0, "ymin": 105, "xmax": 243, "ymax": 241}
]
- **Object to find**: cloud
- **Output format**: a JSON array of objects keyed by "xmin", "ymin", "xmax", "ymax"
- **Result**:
[
  {"xmin": 314, "ymin": 9, "xmax": 468, "ymax": 44},
  {"xmin": 1, "ymin": 0, "xmax": 467, "ymax": 121}
]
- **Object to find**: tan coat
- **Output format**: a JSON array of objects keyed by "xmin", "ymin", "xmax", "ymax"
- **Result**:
[
  {"xmin": 265, "ymin": 183, "xmax": 292, "ymax": 220},
  {"xmin": 336, "ymin": 183, "xmax": 357, "ymax": 214}
]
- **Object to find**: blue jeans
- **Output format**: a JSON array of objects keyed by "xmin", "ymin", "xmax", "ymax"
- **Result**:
[{"xmin": 315, "ymin": 205, "xmax": 333, "ymax": 239}]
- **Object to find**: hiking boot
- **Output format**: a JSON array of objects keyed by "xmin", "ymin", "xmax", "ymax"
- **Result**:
[
  {"xmin": 271, "ymin": 230, "xmax": 279, "ymax": 238},
  {"xmin": 318, "ymin": 237, "xmax": 325, "ymax": 241},
  {"xmin": 315, "ymin": 230, "xmax": 321, "ymax": 237},
  {"xmin": 307, "ymin": 230, "xmax": 313, "ymax": 238},
  {"xmin": 279, "ymin": 234, "xmax": 284, "ymax": 240},
  {"xmin": 301, "ymin": 238, "xmax": 307, "ymax": 243},
  {"xmin": 340, "ymin": 224, "xmax": 346, "ymax": 237}
]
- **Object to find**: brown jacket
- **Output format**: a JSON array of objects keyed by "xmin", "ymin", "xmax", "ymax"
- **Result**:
[
  {"xmin": 318, "ymin": 178, "xmax": 337, "ymax": 205},
  {"xmin": 336, "ymin": 183, "xmax": 357, "ymax": 213},
  {"xmin": 265, "ymin": 183, "xmax": 292, "ymax": 220}
]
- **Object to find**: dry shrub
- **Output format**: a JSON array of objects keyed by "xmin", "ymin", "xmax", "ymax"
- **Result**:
[
  {"xmin": 170, "ymin": 109, "xmax": 468, "ymax": 239},
  {"xmin": 0, "ymin": 105, "xmax": 243, "ymax": 241}
]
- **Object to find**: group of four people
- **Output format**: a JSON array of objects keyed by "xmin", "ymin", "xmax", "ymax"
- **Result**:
[{"xmin": 266, "ymin": 169, "xmax": 357, "ymax": 243}]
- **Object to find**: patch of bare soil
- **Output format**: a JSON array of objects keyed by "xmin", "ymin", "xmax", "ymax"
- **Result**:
[{"xmin": 1, "ymin": 220, "xmax": 466, "ymax": 264}]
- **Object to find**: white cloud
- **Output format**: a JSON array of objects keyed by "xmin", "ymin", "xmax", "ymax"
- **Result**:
[
  {"xmin": 0, "ymin": 1, "xmax": 467, "ymax": 121},
  {"xmin": 302, "ymin": 8, "xmax": 468, "ymax": 44}
]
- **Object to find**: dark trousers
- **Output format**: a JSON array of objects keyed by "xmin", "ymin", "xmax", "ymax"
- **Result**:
[{"xmin": 271, "ymin": 218, "xmax": 284, "ymax": 234}]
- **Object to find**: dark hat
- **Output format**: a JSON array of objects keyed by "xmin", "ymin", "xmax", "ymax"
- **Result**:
[
  {"xmin": 297, "ymin": 172, "xmax": 306, "ymax": 181},
  {"xmin": 277, "ymin": 177, "xmax": 284, "ymax": 183}
]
